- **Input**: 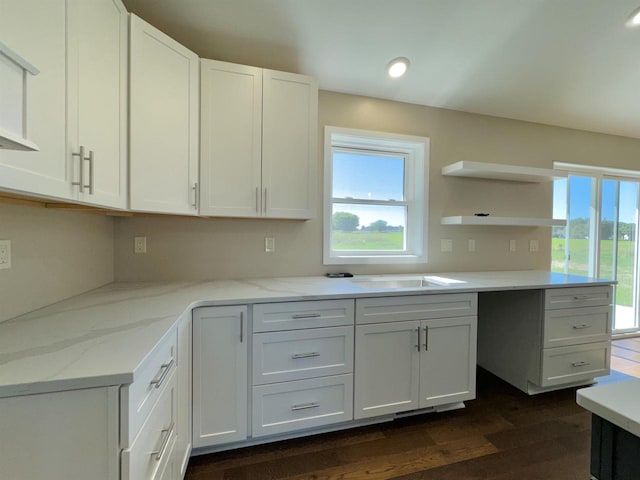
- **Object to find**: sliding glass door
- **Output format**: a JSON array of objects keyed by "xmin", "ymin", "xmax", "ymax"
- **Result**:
[{"xmin": 552, "ymin": 174, "xmax": 640, "ymax": 333}]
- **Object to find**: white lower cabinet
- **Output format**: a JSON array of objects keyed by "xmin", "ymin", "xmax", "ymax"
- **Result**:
[
  {"xmin": 354, "ymin": 295, "xmax": 478, "ymax": 420},
  {"xmin": 175, "ymin": 314, "xmax": 192, "ymax": 477},
  {"xmin": 0, "ymin": 387, "xmax": 120, "ymax": 480},
  {"xmin": 192, "ymin": 306, "xmax": 248, "ymax": 448}
]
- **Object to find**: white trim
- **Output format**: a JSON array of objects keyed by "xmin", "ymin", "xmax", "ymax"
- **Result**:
[
  {"xmin": 554, "ymin": 162, "xmax": 640, "ymax": 181},
  {"xmin": 323, "ymin": 126, "xmax": 429, "ymax": 265}
]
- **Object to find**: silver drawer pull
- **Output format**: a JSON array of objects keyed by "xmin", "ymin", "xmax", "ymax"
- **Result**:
[
  {"xmin": 150, "ymin": 421, "xmax": 174, "ymax": 461},
  {"xmin": 571, "ymin": 361, "xmax": 590, "ymax": 367},
  {"xmin": 150, "ymin": 358, "xmax": 174, "ymax": 389},
  {"xmin": 573, "ymin": 295, "xmax": 591, "ymax": 300},
  {"xmin": 291, "ymin": 402, "xmax": 320, "ymax": 411},
  {"xmin": 291, "ymin": 352, "xmax": 320, "ymax": 359},
  {"xmin": 291, "ymin": 313, "xmax": 321, "ymax": 319},
  {"xmin": 572, "ymin": 324, "xmax": 590, "ymax": 330}
]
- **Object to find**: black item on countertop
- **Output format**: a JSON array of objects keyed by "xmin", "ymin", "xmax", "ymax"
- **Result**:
[{"xmin": 326, "ymin": 272, "xmax": 354, "ymax": 278}]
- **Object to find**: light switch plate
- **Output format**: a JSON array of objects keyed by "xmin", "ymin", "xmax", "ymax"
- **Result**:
[
  {"xmin": 0, "ymin": 240, "xmax": 11, "ymax": 269},
  {"xmin": 509, "ymin": 239, "xmax": 517, "ymax": 252},
  {"xmin": 441, "ymin": 239, "xmax": 453, "ymax": 253},
  {"xmin": 468, "ymin": 239, "xmax": 476, "ymax": 252},
  {"xmin": 265, "ymin": 237, "xmax": 275, "ymax": 253}
]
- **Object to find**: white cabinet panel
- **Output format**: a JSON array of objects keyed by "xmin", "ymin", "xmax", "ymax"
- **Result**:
[
  {"xmin": 253, "ymin": 299, "xmax": 354, "ymax": 332},
  {"xmin": 252, "ymin": 374, "xmax": 353, "ymax": 437},
  {"xmin": 253, "ymin": 326, "xmax": 354, "ymax": 385},
  {"xmin": 175, "ymin": 315, "xmax": 192, "ymax": 477},
  {"xmin": 262, "ymin": 69, "xmax": 317, "ymax": 219},
  {"xmin": 200, "ymin": 60, "xmax": 262, "ymax": 217},
  {"xmin": 354, "ymin": 321, "xmax": 421, "ymax": 419},
  {"xmin": 419, "ymin": 316, "xmax": 477, "ymax": 408},
  {"xmin": 543, "ymin": 305, "xmax": 612, "ymax": 348},
  {"xmin": 540, "ymin": 341, "xmax": 610, "ymax": 387},
  {"xmin": 192, "ymin": 306, "xmax": 247, "ymax": 448},
  {"xmin": 129, "ymin": 14, "xmax": 199, "ymax": 215},
  {"xmin": 67, "ymin": 0, "xmax": 128, "ymax": 209},
  {"xmin": 544, "ymin": 285, "xmax": 612, "ymax": 310},
  {"xmin": 0, "ymin": 387, "xmax": 119, "ymax": 480},
  {"xmin": 0, "ymin": 0, "xmax": 71, "ymax": 199}
]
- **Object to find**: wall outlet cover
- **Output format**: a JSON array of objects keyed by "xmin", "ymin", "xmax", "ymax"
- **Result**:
[
  {"xmin": 134, "ymin": 236, "xmax": 147, "ymax": 254},
  {"xmin": 468, "ymin": 239, "xmax": 476, "ymax": 252},
  {"xmin": 265, "ymin": 237, "xmax": 275, "ymax": 253},
  {"xmin": 0, "ymin": 240, "xmax": 11, "ymax": 269},
  {"xmin": 441, "ymin": 239, "xmax": 453, "ymax": 253},
  {"xmin": 529, "ymin": 239, "xmax": 539, "ymax": 252},
  {"xmin": 509, "ymin": 239, "xmax": 517, "ymax": 252}
]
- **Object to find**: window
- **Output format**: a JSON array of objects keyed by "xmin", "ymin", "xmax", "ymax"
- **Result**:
[{"xmin": 323, "ymin": 126, "xmax": 429, "ymax": 265}]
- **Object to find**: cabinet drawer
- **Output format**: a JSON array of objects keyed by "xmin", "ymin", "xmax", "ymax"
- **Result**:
[
  {"xmin": 122, "ymin": 369, "xmax": 177, "ymax": 480},
  {"xmin": 121, "ymin": 328, "xmax": 177, "ymax": 446},
  {"xmin": 253, "ymin": 326, "xmax": 354, "ymax": 385},
  {"xmin": 539, "ymin": 342, "xmax": 610, "ymax": 387},
  {"xmin": 253, "ymin": 299, "xmax": 354, "ymax": 332},
  {"xmin": 543, "ymin": 306, "xmax": 612, "ymax": 348},
  {"xmin": 544, "ymin": 286, "xmax": 612, "ymax": 310},
  {"xmin": 252, "ymin": 374, "xmax": 353, "ymax": 437},
  {"xmin": 356, "ymin": 293, "xmax": 477, "ymax": 324}
]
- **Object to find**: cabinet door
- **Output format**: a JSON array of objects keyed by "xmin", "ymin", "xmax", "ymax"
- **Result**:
[
  {"xmin": 419, "ymin": 316, "xmax": 477, "ymax": 408},
  {"xmin": 262, "ymin": 69, "xmax": 317, "ymax": 219},
  {"xmin": 129, "ymin": 14, "xmax": 199, "ymax": 215},
  {"xmin": 192, "ymin": 306, "xmax": 248, "ymax": 448},
  {"xmin": 67, "ymin": 0, "xmax": 128, "ymax": 209},
  {"xmin": 200, "ymin": 60, "xmax": 262, "ymax": 217},
  {"xmin": 0, "ymin": 0, "xmax": 72, "ymax": 200},
  {"xmin": 354, "ymin": 321, "xmax": 420, "ymax": 419},
  {"xmin": 175, "ymin": 315, "xmax": 191, "ymax": 477}
]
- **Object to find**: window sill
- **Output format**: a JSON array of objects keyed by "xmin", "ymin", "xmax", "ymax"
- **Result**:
[{"xmin": 323, "ymin": 254, "xmax": 427, "ymax": 265}]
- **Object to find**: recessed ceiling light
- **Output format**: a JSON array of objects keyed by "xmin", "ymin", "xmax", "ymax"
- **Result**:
[
  {"xmin": 387, "ymin": 57, "xmax": 410, "ymax": 78},
  {"xmin": 626, "ymin": 6, "xmax": 640, "ymax": 26}
]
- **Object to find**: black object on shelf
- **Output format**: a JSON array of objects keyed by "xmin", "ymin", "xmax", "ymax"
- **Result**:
[
  {"xmin": 326, "ymin": 272, "xmax": 354, "ymax": 278},
  {"xmin": 474, "ymin": 213, "xmax": 490, "ymax": 217}
]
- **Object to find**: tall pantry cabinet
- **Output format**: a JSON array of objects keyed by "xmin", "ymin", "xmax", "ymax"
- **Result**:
[
  {"xmin": 0, "ymin": 0, "xmax": 128, "ymax": 209},
  {"xmin": 200, "ymin": 59, "xmax": 317, "ymax": 219}
]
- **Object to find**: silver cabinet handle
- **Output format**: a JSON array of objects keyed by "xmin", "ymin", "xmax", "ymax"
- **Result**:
[
  {"xmin": 72, "ymin": 146, "xmax": 85, "ymax": 193},
  {"xmin": 150, "ymin": 358, "xmax": 174, "ymax": 389},
  {"xmin": 292, "ymin": 313, "xmax": 321, "ymax": 319},
  {"xmin": 416, "ymin": 326, "xmax": 421, "ymax": 351},
  {"xmin": 424, "ymin": 326, "xmax": 429, "ymax": 351},
  {"xmin": 240, "ymin": 311, "xmax": 244, "ymax": 343},
  {"xmin": 573, "ymin": 295, "xmax": 591, "ymax": 300},
  {"xmin": 86, "ymin": 150, "xmax": 94, "ymax": 194},
  {"xmin": 571, "ymin": 361, "xmax": 590, "ymax": 367},
  {"xmin": 291, "ymin": 352, "xmax": 320, "ymax": 359},
  {"xmin": 572, "ymin": 324, "xmax": 590, "ymax": 330},
  {"xmin": 255, "ymin": 187, "xmax": 259, "ymax": 213},
  {"xmin": 192, "ymin": 182, "xmax": 198, "ymax": 209},
  {"xmin": 291, "ymin": 402, "xmax": 319, "ymax": 411},
  {"xmin": 150, "ymin": 421, "xmax": 174, "ymax": 461},
  {"xmin": 264, "ymin": 188, "xmax": 268, "ymax": 214}
]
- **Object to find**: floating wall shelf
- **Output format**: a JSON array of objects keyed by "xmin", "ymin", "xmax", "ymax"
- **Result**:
[
  {"xmin": 441, "ymin": 216, "xmax": 567, "ymax": 227},
  {"xmin": 441, "ymin": 161, "xmax": 567, "ymax": 183}
]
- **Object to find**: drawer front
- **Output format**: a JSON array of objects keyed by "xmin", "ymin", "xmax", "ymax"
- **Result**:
[
  {"xmin": 356, "ymin": 293, "xmax": 477, "ymax": 324},
  {"xmin": 544, "ymin": 286, "xmax": 612, "ymax": 310},
  {"xmin": 543, "ymin": 305, "xmax": 612, "ymax": 348},
  {"xmin": 121, "ymin": 328, "xmax": 177, "ymax": 446},
  {"xmin": 252, "ymin": 374, "xmax": 353, "ymax": 437},
  {"xmin": 122, "ymin": 369, "xmax": 177, "ymax": 480},
  {"xmin": 253, "ymin": 326, "xmax": 354, "ymax": 385},
  {"xmin": 253, "ymin": 299, "xmax": 354, "ymax": 332},
  {"xmin": 539, "ymin": 342, "xmax": 610, "ymax": 387}
]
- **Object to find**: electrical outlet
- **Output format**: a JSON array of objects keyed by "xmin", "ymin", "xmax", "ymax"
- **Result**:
[
  {"xmin": 468, "ymin": 239, "xmax": 476, "ymax": 252},
  {"xmin": 441, "ymin": 239, "xmax": 453, "ymax": 253},
  {"xmin": 134, "ymin": 236, "xmax": 147, "ymax": 254},
  {"xmin": 529, "ymin": 239, "xmax": 539, "ymax": 252},
  {"xmin": 509, "ymin": 239, "xmax": 517, "ymax": 252},
  {"xmin": 0, "ymin": 240, "xmax": 11, "ymax": 269},
  {"xmin": 265, "ymin": 237, "xmax": 275, "ymax": 253}
]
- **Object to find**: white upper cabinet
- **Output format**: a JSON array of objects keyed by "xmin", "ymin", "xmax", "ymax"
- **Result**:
[
  {"xmin": 200, "ymin": 60, "xmax": 262, "ymax": 217},
  {"xmin": 129, "ymin": 14, "xmax": 199, "ymax": 215},
  {"xmin": 0, "ymin": 0, "xmax": 127, "ymax": 208},
  {"xmin": 67, "ymin": 0, "xmax": 128, "ymax": 209},
  {"xmin": 0, "ymin": 0, "xmax": 71, "ymax": 199},
  {"xmin": 200, "ymin": 60, "xmax": 317, "ymax": 219},
  {"xmin": 262, "ymin": 69, "xmax": 317, "ymax": 219}
]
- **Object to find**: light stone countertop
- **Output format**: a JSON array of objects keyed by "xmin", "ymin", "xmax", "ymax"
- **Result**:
[
  {"xmin": 0, "ymin": 270, "xmax": 614, "ymax": 398},
  {"xmin": 577, "ymin": 379, "xmax": 640, "ymax": 437}
]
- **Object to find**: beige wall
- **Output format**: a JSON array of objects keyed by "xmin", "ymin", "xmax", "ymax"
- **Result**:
[
  {"xmin": 0, "ymin": 203, "xmax": 114, "ymax": 322},
  {"xmin": 114, "ymin": 91, "xmax": 640, "ymax": 281}
]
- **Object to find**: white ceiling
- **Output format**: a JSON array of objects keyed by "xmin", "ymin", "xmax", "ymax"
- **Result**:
[{"xmin": 124, "ymin": 0, "xmax": 640, "ymax": 139}]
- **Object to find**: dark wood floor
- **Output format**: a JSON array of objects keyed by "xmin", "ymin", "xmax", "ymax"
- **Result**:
[{"xmin": 186, "ymin": 368, "xmax": 596, "ymax": 480}]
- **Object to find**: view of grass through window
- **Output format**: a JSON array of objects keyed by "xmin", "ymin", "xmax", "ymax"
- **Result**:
[{"xmin": 332, "ymin": 209, "xmax": 405, "ymax": 250}]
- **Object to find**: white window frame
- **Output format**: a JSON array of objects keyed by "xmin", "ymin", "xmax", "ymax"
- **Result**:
[{"xmin": 323, "ymin": 126, "xmax": 429, "ymax": 265}]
